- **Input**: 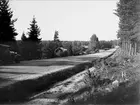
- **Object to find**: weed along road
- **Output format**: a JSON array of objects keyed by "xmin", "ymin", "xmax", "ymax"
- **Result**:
[{"xmin": 0, "ymin": 48, "xmax": 116, "ymax": 104}]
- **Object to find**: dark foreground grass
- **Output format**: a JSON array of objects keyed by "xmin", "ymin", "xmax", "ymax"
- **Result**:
[
  {"xmin": 68, "ymin": 80, "xmax": 140, "ymax": 105},
  {"xmin": 0, "ymin": 62, "xmax": 92, "ymax": 103}
]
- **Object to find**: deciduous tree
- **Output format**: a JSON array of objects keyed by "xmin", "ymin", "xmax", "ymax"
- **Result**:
[
  {"xmin": 88, "ymin": 34, "xmax": 100, "ymax": 53},
  {"xmin": 115, "ymin": 0, "xmax": 139, "ymax": 55}
]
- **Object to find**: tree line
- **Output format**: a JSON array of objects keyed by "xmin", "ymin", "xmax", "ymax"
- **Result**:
[
  {"xmin": 40, "ymin": 34, "xmax": 117, "ymax": 59},
  {"xmin": 115, "ymin": 0, "xmax": 140, "ymax": 55},
  {"xmin": 0, "ymin": 0, "xmax": 118, "ymax": 61}
]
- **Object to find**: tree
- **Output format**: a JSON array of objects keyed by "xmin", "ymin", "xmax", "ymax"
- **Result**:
[
  {"xmin": 114, "ymin": 0, "xmax": 139, "ymax": 55},
  {"xmin": 53, "ymin": 30, "xmax": 62, "ymax": 50},
  {"xmin": 0, "ymin": 0, "xmax": 18, "ymax": 51},
  {"xmin": 115, "ymin": 0, "xmax": 138, "ymax": 40},
  {"xmin": 88, "ymin": 34, "xmax": 100, "ymax": 53},
  {"xmin": 99, "ymin": 40, "xmax": 113, "ymax": 49},
  {"xmin": 62, "ymin": 41, "xmax": 73, "ymax": 56},
  {"xmin": 21, "ymin": 32, "xmax": 27, "ymax": 41},
  {"xmin": 25, "ymin": 16, "xmax": 42, "ymax": 59},
  {"xmin": 27, "ymin": 16, "xmax": 41, "ymax": 42},
  {"xmin": 20, "ymin": 32, "xmax": 29, "ymax": 60},
  {"xmin": 72, "ymin": 41, "xmax": 83, "ymax": 55},
  {"xmin": 54, "ymin": 31, "xmax": 59, "ymax": 41}
]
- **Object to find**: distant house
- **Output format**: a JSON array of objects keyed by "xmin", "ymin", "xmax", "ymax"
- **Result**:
[
  {"xmin": 80, "ymin": 45, "xmax": 88, "ymax": 55},
  {"xmin": 82, "ymin": 45, "xmax": 88, "ymax": 51},
  {"xmin": 54, "ymin": 47, "xmax": 68, "ymax": 57}
]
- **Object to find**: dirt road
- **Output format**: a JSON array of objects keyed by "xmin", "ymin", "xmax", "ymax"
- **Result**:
[
  {"xmin": 0, "ymin": 48, "xmax": 117, "ymax": 105},
  {"xmin": 0, "ymin": 48, "xmax": 116, "ymax": 87}
]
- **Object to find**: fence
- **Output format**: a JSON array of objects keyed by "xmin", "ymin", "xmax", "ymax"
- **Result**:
[{"xmin": 121, "ymin": 40, "xmax": 139, "ymax": 56}]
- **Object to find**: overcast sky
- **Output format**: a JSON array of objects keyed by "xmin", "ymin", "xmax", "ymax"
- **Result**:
[{"xmin": 10, "ymin": 0, "xmax": 119, "ymax": 41}]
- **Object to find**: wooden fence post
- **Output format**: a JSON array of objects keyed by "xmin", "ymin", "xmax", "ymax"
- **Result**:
[
  {"xmin": 129, "ymin": 43, "xmax": 132, "ymax": 56},
  {"xmin": 135, "ymin": 42, "xmax": 137, "ymax": 55}
]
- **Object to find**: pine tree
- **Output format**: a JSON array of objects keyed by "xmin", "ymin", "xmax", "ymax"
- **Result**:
[
  {"xmin": 0, "ymin": 0, "xmax": 18, "ymax": 51},
  {"xmin": 27, "ymin": 16, "xmax": 41, "ymax": 42},
  {"xmin": 21, "ymin": 32, "xmax": 27, "ymax": 41},
  {"xmin": 54, "ymin": 31, "xmax": 59, "ymax": 41},
  {"xmin": 26, "ymin": 16, "xmax": 42, "ymax": 59},
  {"xmin": 54, "ymin": 31, "xmax": 59, "ymax": 42},
  {"xmin": 20, "ymin": 32, "xmax": 29, "ymax": 59},
  {"xmin": 53, "ymin": 30, "xmax": 62, "ymax": 48}
]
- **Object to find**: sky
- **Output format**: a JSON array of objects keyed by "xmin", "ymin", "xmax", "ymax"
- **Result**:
[{"xmin": 10, "ymin": 0, "xmax": 119, "ymax": 41}]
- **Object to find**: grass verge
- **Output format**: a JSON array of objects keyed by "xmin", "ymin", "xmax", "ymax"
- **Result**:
[{"xmin": 63, "ymin": 51, "xmax": 140, "ymax": 105}]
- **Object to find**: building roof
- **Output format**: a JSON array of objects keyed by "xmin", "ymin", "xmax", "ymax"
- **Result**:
[
  {"xmin": 0, "ymin": 44, "xmax": 10, "ymax": 48},
  {"xmin": 82, "ymin": 45, "xmax": 88, "ymax": 49},
  {"xmin": 55, "ymin": 47, "xmax": 67, "ymax": 52}
]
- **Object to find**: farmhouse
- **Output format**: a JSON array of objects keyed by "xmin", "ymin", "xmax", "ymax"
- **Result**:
[{"xmin": 55, "ymin": 47, "xmax": 68, "ymax": 57}]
